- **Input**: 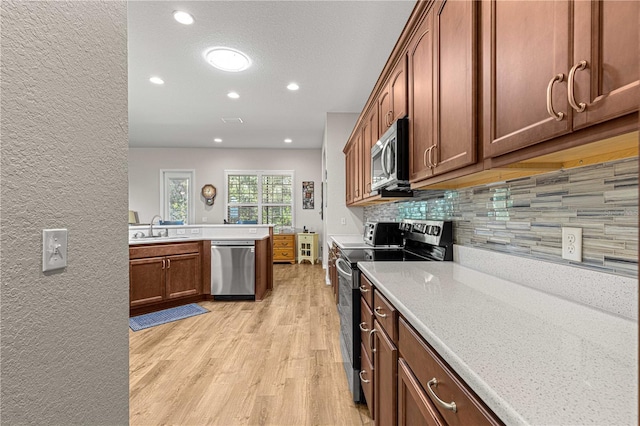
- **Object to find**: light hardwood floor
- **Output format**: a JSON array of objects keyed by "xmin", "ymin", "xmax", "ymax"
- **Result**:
[{"xmin": 130, "ymin": 263, "xmax": 373, "ymax": 426}]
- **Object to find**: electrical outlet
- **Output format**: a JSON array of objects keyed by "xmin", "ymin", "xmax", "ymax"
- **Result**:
[
  {"xmin": 562, "ymin": 227, "xmax": 582, "ymax": 262},
  {"xmin": 341, "ymin": 217, "xmax": 346, "ymax": 225},
  {"xmin": 202, "ymin": 217, "xmax": 207, "ymax": 222},
  {"xmin": 191, "ymin": 228, "xmax": 200, "ymax": 234},
  {"xmin": 177, "ymin": 229, "xmax": 186, "ymax": 235},
  {"xmin": 249, "ymin": 228, "xmax": 257, "ymax": 234}
]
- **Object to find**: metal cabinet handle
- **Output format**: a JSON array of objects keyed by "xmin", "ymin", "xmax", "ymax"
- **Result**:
[
  {"xmin": 374, "ymin": 306, "xmax": 388, "ymax": 318},
  {"xmin": 167, "ymin": 259, "xmax": 170, "ymax": 269},
  {"xmin": 429, "ymin": 144, "xmax": 438, "ymax": 167},
  {"xmin": 359, "ymin": 285, "xmax": 369, "ymax": 294},
  {"xmin": 359, "ymin": 370, "xmax": 371, "ymax": 384},
  {"xmin": 546, "ymin": 73, "xmax": 565, "ymax": 121},
  {"xmin": 359, "ymin": 322, "xmax": 370, "ymax": 332},
  {"xmin": 387, "ymin": 110, "xmax": 393, "ymax": 127},
  {"xmin": 568, "ymin": 60, "xmax": 587, "ymax": 113},
  {"xmin": 423, "ymin": 147, "xmax": 429, "ymax": 167},
  {"xmin": 162, "ymin": 259, "xmax": 165, "ymax": 269},
  {"xmin": 369, "ymin": 328, "xmax": 377, "ymax": 353},
  {"xmin": 426, "ymin": 378, "xmax": 457, "ymax": 413}
]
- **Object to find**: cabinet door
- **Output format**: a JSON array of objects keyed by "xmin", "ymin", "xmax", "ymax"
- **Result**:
[
  {"xmin": 345, "ymin": 142, "xmax": 354, "ymax": 205},
  {"xmin": 354, "ymin": 131, "xmax": 364, "ymax": 202},
  {"xmin": 129, "ymin": 257, "xmax": 165, "ymax": 307},
  {"xmin": 571, "ymin": 0, "xmax": 639, "ymax": 129},
  {"xmin": 408, "ymin": 8, "xmax": 435, "ymax": 183},
  {"xmin": 165, "ymin": 253, "xmax": 201, "ymax": 299},
  {"xmin": 362, "ymin": 105, "xmax": 378, "ymax": 197},
  {"xmin": 379, "ymin": 87, "xmax": 392, "ymax": 134},
  {"xmin": 390, "ymin": 56, "xmax": 408, "ymax": 125},
  {"xmin": 432, "ymin": 0, "xmax": 477, "ymax": 175},
  {"xmin": 374, "ymin": 320, "xmax": 398, "ymax": 426},
  {"xmin": 483, "ymin": 0, "xmax": 572, "ymax": 158},
  {"xmin": 398, "ymin": 359, "xmax": 444, "ymax": 426}
]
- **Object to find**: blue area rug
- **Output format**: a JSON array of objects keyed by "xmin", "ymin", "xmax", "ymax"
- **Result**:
[{"xmin": 129, "ymin": 303, "xmax": 209, "ymax": 331}]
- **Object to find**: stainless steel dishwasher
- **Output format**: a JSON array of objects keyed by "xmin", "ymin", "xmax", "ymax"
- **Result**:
[{"xmin": 210, "ymin": 240, "xmax": 255, "ymax": 300}]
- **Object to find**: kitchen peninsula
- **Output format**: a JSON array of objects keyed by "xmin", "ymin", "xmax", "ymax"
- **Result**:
[{"xmin": 128, "ymin": 224, "xmax": 273, "ymax": 315}]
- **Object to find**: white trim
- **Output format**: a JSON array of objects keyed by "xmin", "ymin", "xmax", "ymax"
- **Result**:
[{"xmin": 159, "ymin": 169, "xmax": 195, "ymax": 224}]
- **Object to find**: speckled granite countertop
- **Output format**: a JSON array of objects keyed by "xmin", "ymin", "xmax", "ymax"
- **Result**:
[{"xmin": 358, "ymin": 261, "xmax": 638, "ymax": 425}]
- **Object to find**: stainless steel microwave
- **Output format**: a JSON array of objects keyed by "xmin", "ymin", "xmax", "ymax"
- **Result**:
[{"xmin": 371, "ymin": 117, "xmax": 410, "ymax": 192}]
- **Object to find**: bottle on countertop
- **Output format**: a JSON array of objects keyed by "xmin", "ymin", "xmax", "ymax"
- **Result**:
[{"xmin": 303, "ymin": 226, "xmax": 307, "ymax": 233}]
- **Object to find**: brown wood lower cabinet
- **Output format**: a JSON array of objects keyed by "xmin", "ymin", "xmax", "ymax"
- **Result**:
[
  {"xmin": 373, "ymin": 318, "xmax": 398, "ymax": 426},
  {"xmin": 398, "ymin": 358, "xmax": 445, "ymax": 426},
  {"xmin": 359, "ymin": 271, "xmax": 502, "ymax": 426},
  {"xmin": 398, "ymin": 317, "xmax": 502, "ymax": 426},
  {"xmin": 129, "ymin": 241, "xmax": 202, "ymax": 315}
]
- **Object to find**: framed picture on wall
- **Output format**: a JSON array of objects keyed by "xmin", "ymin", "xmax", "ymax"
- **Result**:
[{"xmin": 303, "ymin": 181, "xmax": 314, "ymax": 209}]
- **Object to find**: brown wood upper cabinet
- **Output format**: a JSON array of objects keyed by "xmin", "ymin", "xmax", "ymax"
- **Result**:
[
  {"xmin": 362, "ymin": 104, "xmax": 379, "ymax": 198},
  {"xmin": 344, "ymin": 133, "xmax": 362, "ymax": 205},
  {"xmin": 379, "ymin": 56, "xmax": 408, "ymax": 135},
  {"xmin": 483, "ymin": 0, "xmax": 639, "ymax": 159},
  {"xmin": 409, "ymin": 0, "xmax": 477, "ymax": 184}
]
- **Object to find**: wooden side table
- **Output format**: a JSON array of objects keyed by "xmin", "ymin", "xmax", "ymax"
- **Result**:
[
  {"xmin": 273, "ymin": 233, "xmax": 296, "ymax": 264},
  {"xmin": 297, "ymin": 233, "xmax": 318, "ymax": 264}
]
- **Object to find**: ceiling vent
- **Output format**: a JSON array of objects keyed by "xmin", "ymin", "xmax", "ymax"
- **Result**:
[{"xmin": 220, "ymin": 117, "xmax": 244, "ymax": 124}]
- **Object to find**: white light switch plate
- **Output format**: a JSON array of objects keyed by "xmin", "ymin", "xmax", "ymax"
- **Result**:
[{"xmin": 43, "ymin": 229, "xmax": 68, "ymax": 271}]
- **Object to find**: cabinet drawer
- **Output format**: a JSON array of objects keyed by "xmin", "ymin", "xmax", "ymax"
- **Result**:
[
  {"xmin": 373, "ymin": 289, "xmax": 398, "ymax": 343},
  {"xmin": 398, "ymin": 317, "xmax": 501, "ymax": 426},
  {"xmin": 129, "ymin": 242, "xmax": 200, "ymax": 259},
  {"xmin": 360, "ymin": 297, "xmax": 374, "ymax": 361},
  {"xmin": 273, "ymin": 247, "xmax": 295, "ymax": 260},
  {"xmin": 273, "ymin": 235, "xmax": 295, "ymax": 248},
  {"xmin": 360, "ymin": 342, "xmax": 374, "ymax": 417},
  {"xmin": 298, "ymin": 234, "xmax": 315, "ymax": 243},
  {"xmin": 359, "ymin": 273, "xmax": 374, "ymax": 309}
]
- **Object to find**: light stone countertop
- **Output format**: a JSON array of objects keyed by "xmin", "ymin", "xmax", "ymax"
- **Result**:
[
  {"xmin": 128, "ymin": 224, "xmax": 272, "ymax": 245},
  {"xmin": 329, "ymin": 234, "xmax": 369, "ymax": 249},
  {"xmin": 357, "ymin": 261, "xmax": 638, "ymax": 426}
]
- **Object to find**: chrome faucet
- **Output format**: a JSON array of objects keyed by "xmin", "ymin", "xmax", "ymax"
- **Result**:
[{"xmin": 149, "ymin": 215, "xmax": 162, "ymax": 237}]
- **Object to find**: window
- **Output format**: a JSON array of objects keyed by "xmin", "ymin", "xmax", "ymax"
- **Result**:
[
  {"xmin": 226, "ymin": 170, "xmax": 294, "ymax": 227},
  {"xmin": 160, "ymin": 170, "xmax": 194, "ymax": 224}
]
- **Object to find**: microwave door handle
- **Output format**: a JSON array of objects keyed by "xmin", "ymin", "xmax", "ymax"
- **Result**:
[{"xmin": 381, "ymin": 141, "xmax": 389, "ymax": 176}]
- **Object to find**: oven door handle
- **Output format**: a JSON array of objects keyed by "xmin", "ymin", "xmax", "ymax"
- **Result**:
[{"xmin": 335, "ymin": 257, "xmax": 353, "ymax": 278}]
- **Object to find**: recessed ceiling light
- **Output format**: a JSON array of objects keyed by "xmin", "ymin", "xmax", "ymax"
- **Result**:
[
  {"xmin": 227, "ymin": 92, "xmax": 240, "ymax": 99},
  {"xmin": 204, "ymin": 47, "xmax": 251, "ymax": 72},
  {"xmin": 149, "ymin": 76, "xmax": 164, "ymax": 85},
  {"xmin": 173, "ymin": 11, "xmax": 194, "ymax": 25},
  {"xmin": 284, "ymin": 138, "xmax": 293, "ymax": 143},
  {"xmin": 213, "ymin": 138, "xmax": 222, "ymax": 143},
  {"xmin": 287, "ymin": 83, "xmax": 299, "ymax": 91}
]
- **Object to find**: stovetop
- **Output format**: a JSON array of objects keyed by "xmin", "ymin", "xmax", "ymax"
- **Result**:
[{"xmin": 341, "ymin": 219, "xmax": 454, "ymax": 265}]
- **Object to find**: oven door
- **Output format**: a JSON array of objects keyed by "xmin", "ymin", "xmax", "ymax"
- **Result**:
[{"xmin": 335, "ymin": 256, "xmax": 363, "ymax": 403}]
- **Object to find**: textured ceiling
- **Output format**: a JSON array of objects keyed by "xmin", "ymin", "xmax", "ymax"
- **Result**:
[{"xmin": 128, "ymin": 1, "xmax": 416, "ymax": 149}]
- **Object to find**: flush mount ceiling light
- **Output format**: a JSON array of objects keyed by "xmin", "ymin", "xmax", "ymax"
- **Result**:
[
  {"xmin": 173, "ymin": 11, "xmax": 194, "ymax": 25},
  {"xmin": 227, "ymin": 91, "xmax": 240, "ymax": 99},
  {"xmin": 204, "ymin": 47, "xmax": 251, "ymax": 72},
  {"xmin": 284, "ymin": 138, "xmax": 293, "ymax": 144},
  {"xmin": 149, "ymin": 76, "xmax": 164, "ymax": 85},
  {"xmin": 287, "ymin": 83, "xmax": 299, "ymax": 91},
  {"xmin": 213, "ymin": 138, "xmax": 222, "ymax": 143}
]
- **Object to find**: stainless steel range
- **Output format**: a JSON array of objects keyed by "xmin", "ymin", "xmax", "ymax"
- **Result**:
[{"xmin": 335, "ymin": 219, "xmax": 453, "ymax": 402}]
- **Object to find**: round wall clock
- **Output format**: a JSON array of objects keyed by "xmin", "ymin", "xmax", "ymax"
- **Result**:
[{"xmin": 201, "ymin": 184, "xmax": 217, "ymax": 205}]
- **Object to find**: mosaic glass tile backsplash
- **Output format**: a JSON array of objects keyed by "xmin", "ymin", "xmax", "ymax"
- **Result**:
[{"xmin": 364, "ymin": 158, "xmax": 638, "ymax": 277}]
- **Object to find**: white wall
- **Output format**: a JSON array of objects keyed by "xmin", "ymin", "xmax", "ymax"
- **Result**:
[
  {"xmin": 322, "ymin": 113, "xmax": 364, "ymax": 269},
  {"xmin": 1, "ymin": 2, "xmax": 129, "ymax": 423},
  {"xmin": 129, "ymin": 147, "xmax": 323, "ymax": 233}
]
